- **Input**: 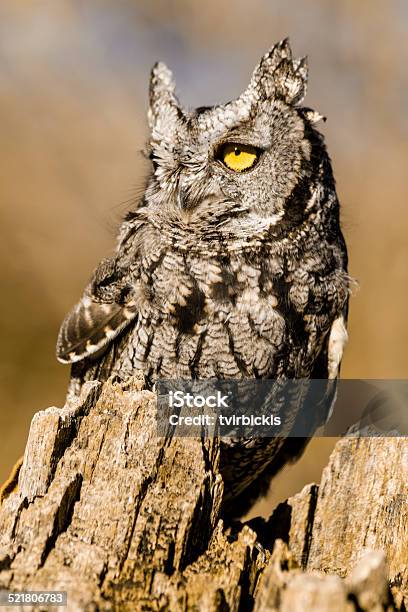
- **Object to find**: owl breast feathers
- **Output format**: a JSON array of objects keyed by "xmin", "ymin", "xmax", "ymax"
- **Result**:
[{"xmin": 56, "ymin": 39, "xmax": 350, "ymax": 516}]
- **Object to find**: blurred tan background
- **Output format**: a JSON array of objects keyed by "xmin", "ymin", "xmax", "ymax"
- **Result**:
[{"xmin": 1, "ymin": 0, "xmax": 407, "ymax": 516}]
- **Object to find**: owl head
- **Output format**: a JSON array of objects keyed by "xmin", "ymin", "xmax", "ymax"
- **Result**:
[{"xmin": 143, "ymin": 39, "xmax": 331, "ymax": 243}]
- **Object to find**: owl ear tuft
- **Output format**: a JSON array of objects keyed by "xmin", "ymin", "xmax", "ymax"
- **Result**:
[
  {"xmin": 149, "ymin": 62, "xmax": 176, "ymax": 110},
  {"xmin": 273, "ymin": 56, "xmax": 308, "ymax": 104},
  {"xmin": 244, "ymin": 39, "xmax": 308, "ymax": 106},
  {"xmin": 148, "ymin": 62, "xmax": 184, "ymax": 143}
]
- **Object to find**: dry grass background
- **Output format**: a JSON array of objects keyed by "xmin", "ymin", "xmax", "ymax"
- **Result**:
[{"xmin": 0, "ymin": 0, "xmax": 407, "ymax": 516}]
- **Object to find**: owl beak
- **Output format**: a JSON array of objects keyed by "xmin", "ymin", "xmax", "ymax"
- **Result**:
[
  {"xmin": 177, "ymin": 188, "xmax": 188, "ymax": 210},
  {"xmin": 177, "ymin": 171, "xmax": 227, "ymax": 211},
  {"xmin": 178, "ymin": 187, "xmax": 228, "ymax": 212},
  {"xmin": 177, "ymin": 187, "xmax": 207, "ymax": 210},
  {"xmin": 176, "ymin": 175, "xmax": 188, "ymax": 209}
]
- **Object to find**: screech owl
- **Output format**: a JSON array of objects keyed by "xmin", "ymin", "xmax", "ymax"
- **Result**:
[{"xmin": 57, "ymin": 39, "xmax": 350, "ymax": 517}]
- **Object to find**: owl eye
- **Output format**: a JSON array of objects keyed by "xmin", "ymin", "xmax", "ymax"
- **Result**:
[{"xmin": 218, "ymin": 143, "xmax": 260, "ymax": 172}]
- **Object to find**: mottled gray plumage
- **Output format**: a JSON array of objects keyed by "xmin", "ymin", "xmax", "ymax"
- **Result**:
[{"xmin": 57, "ymin": 39, "xmax": 350, "ymax": 516}]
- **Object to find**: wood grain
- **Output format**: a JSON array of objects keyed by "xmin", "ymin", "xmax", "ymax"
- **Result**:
[{"xmin": 0, "ymin": 375, "xmax": 406, "ymax": 610}]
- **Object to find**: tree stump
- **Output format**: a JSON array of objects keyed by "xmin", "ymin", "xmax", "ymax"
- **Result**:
[{"xmin": 0, "ymin": 375, "xmax": 406, "ymax": 611}]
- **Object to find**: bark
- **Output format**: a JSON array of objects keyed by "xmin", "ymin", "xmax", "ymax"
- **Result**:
[{"xmin": 0, "ymin": 375, "xmax": 406, "ymax": 611}]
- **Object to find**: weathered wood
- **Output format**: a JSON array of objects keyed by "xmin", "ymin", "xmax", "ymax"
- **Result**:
[
  {"xmin": 306, "ymin": 436, "xmax": 408, "ymax": 584},
  {"xmin": 0, "ymin": 375, "xmax": 407, "ymax": 610}
]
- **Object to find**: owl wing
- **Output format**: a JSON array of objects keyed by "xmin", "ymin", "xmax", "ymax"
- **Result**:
[
  {"xmin": 56, "ymin": 258, "xmax": 138, "ymax": 364},
  {"xmin": 307, "ymin": 311, "xmax": 349, "ymax": 428},
  {"xmin": 284, "ymin": 311, "xmax": 349, "ymax": 438}
]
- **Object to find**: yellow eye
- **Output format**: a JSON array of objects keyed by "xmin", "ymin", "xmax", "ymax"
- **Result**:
[{"xmin": 220, "ymin": 143, "xmax": 260, "ymax": 172}]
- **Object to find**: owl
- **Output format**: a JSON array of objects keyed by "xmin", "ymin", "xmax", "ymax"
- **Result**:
[{"xmin": 57, "ymin": 39, "xmax": 350, "ymax": 517}]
